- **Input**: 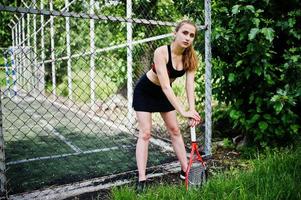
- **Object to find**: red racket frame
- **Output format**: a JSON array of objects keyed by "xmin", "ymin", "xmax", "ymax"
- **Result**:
[{"xmin": 185, "ymin": 142, "xmax": 206, "ymax": 190}]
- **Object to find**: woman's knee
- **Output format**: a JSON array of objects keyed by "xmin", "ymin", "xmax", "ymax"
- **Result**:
[
  {"xmin": 138, "ymin": 130, "xmax": 152, "ymax": 141},
  {"xmin": 168, "ymin": 126, "xmax": 181, "ymax": 137}
]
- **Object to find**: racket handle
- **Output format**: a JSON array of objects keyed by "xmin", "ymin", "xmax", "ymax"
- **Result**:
[{"xmin": 190, "ymin": 126, "xmax": 196, "ymax": 142}]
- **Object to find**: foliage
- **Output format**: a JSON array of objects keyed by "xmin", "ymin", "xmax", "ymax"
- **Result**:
[
  {"xmin": 0, "ymin": 69, "xmax": 6, "ymax": 88},
  {"xmin": 222, "ymin": 138, "xmax": 235, "ymax": 149},
  {"xmin": 1, "ymin": 0, "xmax": 300, "ymax": 147},
  {"xmin": 0, "ymin": 1, "xmax": 16, "ymax": 48},
  {"xmin": 209, "ymin": 0, "xmax": 301, "ymax": 147}
]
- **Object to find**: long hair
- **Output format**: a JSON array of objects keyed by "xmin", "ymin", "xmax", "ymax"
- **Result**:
[{"xmin": 175, "ymin": 20, "xmax": 199, "ymax": 72}]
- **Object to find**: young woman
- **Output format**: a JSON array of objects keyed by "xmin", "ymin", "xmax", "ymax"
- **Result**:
[{"xmin": 132, "ymin": 20, "xmax": 202, "ymax": 190}]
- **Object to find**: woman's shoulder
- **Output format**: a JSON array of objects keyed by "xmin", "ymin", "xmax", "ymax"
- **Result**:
[{"xmin": 154, "ymin": 45, "xmax": 169, "ymax": 57}]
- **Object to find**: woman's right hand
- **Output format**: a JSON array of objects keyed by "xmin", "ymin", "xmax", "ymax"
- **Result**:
[{"xmin": 181, "ymin": 110, "xmax": 201, "ymax": 122}]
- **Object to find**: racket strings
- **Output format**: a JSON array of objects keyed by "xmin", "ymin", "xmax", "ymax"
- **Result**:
[{"xmin": 188, "ymin": 162, "xmax": 206, "ymax": 187}]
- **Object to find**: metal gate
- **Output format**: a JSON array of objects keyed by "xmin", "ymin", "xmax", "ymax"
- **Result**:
[{"xmin": 0, "ymin": 0, "xmax": 212, "ymax": 199}]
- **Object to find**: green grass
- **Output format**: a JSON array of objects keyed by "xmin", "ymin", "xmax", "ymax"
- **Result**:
[
  {"xmin": 112, "ymin": 147, "xmax": 301, "ymax": 200},
  {"xmin": 0, "ymin": 68, "xmax": 7, "ymax": 88}
]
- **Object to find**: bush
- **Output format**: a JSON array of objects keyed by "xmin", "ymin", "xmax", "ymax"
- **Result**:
[{"xmin": 210, "ymin": 0, "xmax": 301, "ymax": 147}]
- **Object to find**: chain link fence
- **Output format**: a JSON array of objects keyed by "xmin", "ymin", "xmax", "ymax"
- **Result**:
[{"xmin": 0, "ymin": 0, "xmax": 211, "ymax": 199}]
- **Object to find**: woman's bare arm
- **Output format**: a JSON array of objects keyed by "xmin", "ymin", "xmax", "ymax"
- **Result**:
[
  {"xmin": 186, "ymin": 70, "xmax": 202, "ymax": 126},
  {"xmin": 185, "ymin": 70, "xmax": 196, "ymax": 111},
  {"xmin": 154, "ymin": 47, "xmax": 200, "ymax": 121},
  {"xmin": 154, "ymin": 47, "xmax": 186, "ymax": 114}
]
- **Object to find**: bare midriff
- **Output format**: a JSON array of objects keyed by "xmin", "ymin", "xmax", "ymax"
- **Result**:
[{"xmin": 146, "ymin": 70, "xmax": 176, "ymax": 86}]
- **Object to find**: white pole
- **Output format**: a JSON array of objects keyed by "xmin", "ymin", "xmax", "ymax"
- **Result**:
[
  {"xmin": 13, "ymin": 25, "xmax": 18, "ymax": 96},
  {"xmin": 21, "ymin": 15, "xmax": 25, "ymax": 44},
  {"xmin": 4, "ymin": 56, "xmax": 10, "ymax": 98},
  {"xmin": 20, "ymin": 1, "xmax": 31, "ymax": 92},
  {"xmin": 50, "ymin": 0, "xmax": 56, "ymax": 96},
  {"xmin": 27, "ymin": 14, "xmax": 30, "ymax": 47},
  {"xmin": 11, "ymin": 24, "xmax": 15, "ymax": 48},
  {"xmin": 20, "ymin": 0, "xmax": 31, "ymax": 93},
  {"xmin": 21, "ymin": 14, "xmax": 25, "ymax": 89},
  {"xmin": 19, "ymin": 0, "xmax": 77, "ymax": 47},
  {"xmin": 126, "ymin": 0, "xmax": 134, "ymax": 127},
  {"xmin": 40, "ymin": 0, "xmax": 45, "ymax": 95},
  {"xmin": 90, "ymin": 0, "xmax": 96, "ymax": 110},
  {"xmin": 27, "ymin": 12, "xmax": 32, "ymax": 91},
  {"xmin": 10, "ymin": 25, "xmax": 15, "ymax": 96},
  {"xmin": 10, "ymin": 48, "xmax": 17, "ymax": 97},
  {"xmin": 17, "ymin": 19, "xmax": 21, "ymax": 89},
  {"xmin": 33, "ymin": 0, "xmax": 38, "ymax": 95},
  {"xmin": 28, "ymin": 14, "xmax": 35, "ymax": 93},
  {"xmin": 204, "ymin": 0, "xmax": 212, "ymax": 156},
  {"xmin": 65, "ymin": 0, "xmax": 73, "ymax": 101},
  {"xmin": 18, "ymin": 19, "xmax": 21, "ymax": 46}
]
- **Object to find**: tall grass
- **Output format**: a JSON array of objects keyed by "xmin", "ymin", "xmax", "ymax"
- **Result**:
[{"xmin": 112, "ymin": 147, "xmax": 301, "ymax": 200}]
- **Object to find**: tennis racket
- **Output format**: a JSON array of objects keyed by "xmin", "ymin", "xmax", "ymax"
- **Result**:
[{"xmin": 185, "ymin": 126, "xmax": 207, "ymax": 190}]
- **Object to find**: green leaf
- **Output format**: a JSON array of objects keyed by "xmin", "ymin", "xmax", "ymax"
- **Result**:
[
  {"xmin": 253, "ymin": 18, "xmax": 260, "ymax": 27},
  {"xmin": 265, "ymin": 74, "xmax": 274, "ymax": 85},
  {"xmin": 259, "ymin": 121, "xmax": 268, "ymax": 131},
  {"xmin": 248, "ymin": 28, "xmax": 260, "ymax": 40},
  {"xmin": 230, "ymin": 110, "xmax": 240, "ymax": 120},
  {"xmin": 263, "ymin": 114, "xmax": 272, "ymax": 120},
  {"xmin": 250, "ymin": 114, "xmax": 260, "ymax": 123},
  {"xmin": 261, "ymin": 28, "xmax": 275, "ymax": 42},
  {"xmin": 290, "ymin": 124, "xmax": 300, "ymax": 134},
  {"xmin": 228, "ymin": 73, "xmax": 235, "ymax": 82},
  {"xmin": 274, "ymin": 101, "xmax": 283, "ymax": 113},
  {"xmin": 271, "ymin": 94, "xmax": 278, "ymax": 102},
  {"xmin": 249, "ymin": 94, "xmax": 254, "ymax": 104},
  {"xmin": 255, "ymin": 66, "xmax": 262, "ymax": 76},
  {"xmin": 245, "ymin": 5, "xmax": 255, "ymax": 13},
  {"xmin": 232, "ymin": 5, "xmax": 240, "ymax": 15},
  {"xmin": 236, "ymin": 60, "xmax": 243, "ymax": 67}
]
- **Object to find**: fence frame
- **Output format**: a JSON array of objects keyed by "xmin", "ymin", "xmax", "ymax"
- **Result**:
[{"xmin": 0, "ymin": 0, "xmax": 212, "ymax": 198}]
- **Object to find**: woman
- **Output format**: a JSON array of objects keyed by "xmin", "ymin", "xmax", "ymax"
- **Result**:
[{"xmin": 132, "ymin": 20, "xmax": 202, "ymax": 191}]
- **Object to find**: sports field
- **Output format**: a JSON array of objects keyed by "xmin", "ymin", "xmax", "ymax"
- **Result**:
[{"xmin": 2, "ymin": 95, "xmax": 175, "ymax": 194}]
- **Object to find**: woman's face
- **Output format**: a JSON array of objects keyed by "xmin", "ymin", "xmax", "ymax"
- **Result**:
[{"xmin": 174, "ymin": 23, "xmax": 196, "ymax": 48}]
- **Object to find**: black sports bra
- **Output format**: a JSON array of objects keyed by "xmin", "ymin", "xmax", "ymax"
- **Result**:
[{"xmin": 151, "ymin": 45, "xmax": 186, "ymax": 79}]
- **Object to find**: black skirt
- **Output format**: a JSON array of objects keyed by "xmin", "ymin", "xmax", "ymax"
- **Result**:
[{"xmin": 132, "ymin": 74, "xmax": 175, "ymax": 112}]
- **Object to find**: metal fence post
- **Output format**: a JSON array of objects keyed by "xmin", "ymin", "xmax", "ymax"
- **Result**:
[
  {"xmin": 90, "ymin": 0, "xmax": 96, "ymax": 111},
  {"xmin": 127, "ymin": 0, "xmax": 134, "ymax": 128},
  {"xmin": 50, "ymin": 0, "xmax": 56, "ymax": 96},
  {"xmin": 204, "ymin": 0, "xmax": 212, "ymax": 156},
  {"xmin": 40, "ymin": 0, "xmax": 45, "ymax": 95},
  {"xmin": 66, "ymin": 0, "xmax": 73, "ymax": 101},
  {"xmin": 0, "ymin": 89, "xmax": 7, "ymax": 196}
]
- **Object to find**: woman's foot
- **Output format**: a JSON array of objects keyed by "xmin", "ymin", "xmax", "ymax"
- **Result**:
[
  {"xmin": 180, "ymin": 169, "xmax": 186, "ymax": 180},
  {"xmin": 136, "ymin": 180, "xmax": 147, "ymax": 193}
]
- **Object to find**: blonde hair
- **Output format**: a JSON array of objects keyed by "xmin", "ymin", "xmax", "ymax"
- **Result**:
[{"xmin": 175, "ymin": 20, "xmax": 198, "ymax": 72}]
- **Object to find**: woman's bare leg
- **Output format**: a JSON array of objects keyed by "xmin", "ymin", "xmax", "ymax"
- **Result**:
[
  {"xmin": 160, "ymin": 111, "xmax": 188, "ymax": 172},
  {"xmin": 135, "ymin": 111, "xmax": 152, "ymax": 181}
]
